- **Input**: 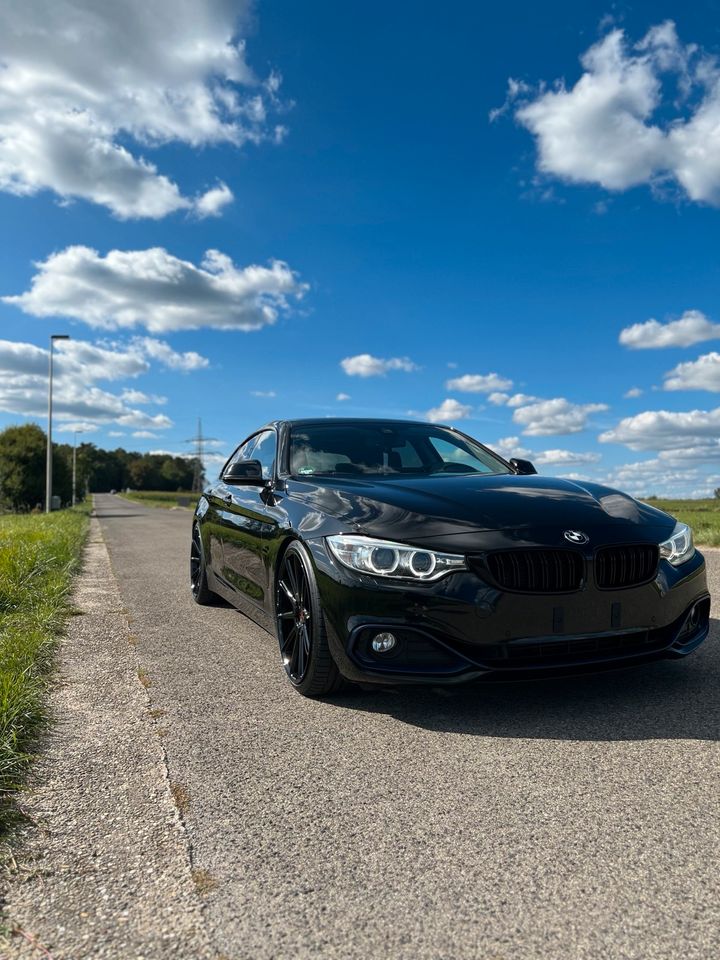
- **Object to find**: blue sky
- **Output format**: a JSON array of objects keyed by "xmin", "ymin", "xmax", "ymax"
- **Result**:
[{"xmin": 2, "ymin": 0, "xmax": 720, "ymax": 495}]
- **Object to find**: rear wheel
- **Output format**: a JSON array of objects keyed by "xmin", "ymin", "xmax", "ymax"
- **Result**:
[
  {"xmin": 190, "ymin": 524, "xmax": 217, "ymax": 605},
  {"xmin": 276, "ymin": 541, "xmax": 345, "ymax": 697}
]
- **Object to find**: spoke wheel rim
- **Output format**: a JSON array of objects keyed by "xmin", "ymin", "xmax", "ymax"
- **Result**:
[
  {"xmin": 190, "ymin": 527, "xmax": 202, "ymax": 596},
  {"xmin": 276, "ymin": 552, "xmax": 312, "ymax": 684}
]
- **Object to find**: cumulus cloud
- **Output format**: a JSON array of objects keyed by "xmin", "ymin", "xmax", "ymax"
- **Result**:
[
  {"xmin": 0, "ymin": 336, "xmax": 185, "ymax": 430},
  {"xmin": 132, "ymin": 430, "xmax": 159, "ymax": 439},
  {"xmin": 340, "ymin": 354, "xmax": 418, "ymax": 377},
  {"xmin": 56, "ymin": 421, "xmax": 100, "ymax": 434},
  {"xmin": 0, "ymin": 0, "xmax": 283, "ymax": 218},
  {"xmin": 599, "ymin": 407, "xmax": 720, "ymax": 450},
  {"xmin": 489, "ymin": 435, "xmax": 600, "ymax": 466},
  {"xmin": 3, "ymin": 246, "xmax": 307, "ymax": 333},
  {"xmin": 424, "ymin": 398, "xmax": 473, "ymax": 423},
  {"xmin": 336, "ymin": 393, "xmax": 351, "ymax": 401},
  {"xmin": 619, "ymin": 309, "xmax": 720, "ymax": 348},
  {"xmin": 512, "ymin": 398, "xmax": 609, "ymax": 435},
  {"xmin": 194, "ymin": 182, "xmax": 235, "ymax": 219},
  {"xmin": 445, "ymin": 372, "xmax": 513, "ymax": 393},
  {"xmin": 624, "ymin": 387, "xmax": 643, "ymax": 398},
  {"xmin": 663, "ymin": 352, "xmax": 720, "ymax": 392},
  {"xmin": 511, "ymin": 22, "xmax": 720, "ymax": 206},
  {"xmin": 488, "ymin": 392, "xmax": 540, "ymax": 407}
]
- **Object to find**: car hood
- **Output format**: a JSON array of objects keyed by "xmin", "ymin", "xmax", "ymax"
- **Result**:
[{"xmin": 287, "ymin": 473, "xmax": 676, "ymax": 551}]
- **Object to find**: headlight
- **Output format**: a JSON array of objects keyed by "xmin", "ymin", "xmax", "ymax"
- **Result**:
[
  {"xmin": 326, "ymin": 534, "xmax": 466, "ymax": 581},
  {"xmin": 659, "ymin": 522, "xmax": 695, "ymax": 566}
]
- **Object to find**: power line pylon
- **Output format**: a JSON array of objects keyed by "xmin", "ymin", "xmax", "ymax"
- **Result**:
[{"xmin": 183, "ymin": 418, "xmax": 218, "ymax": 493}]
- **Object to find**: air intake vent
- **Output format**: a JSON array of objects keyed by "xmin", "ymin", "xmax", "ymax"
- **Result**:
[
  {"xmin": 595, "ymin": 544, "xmax": 658, "ymax": 590},
  {"xmin": 479, "ymin": 549, "xmax": 584, "ymax": 593}
]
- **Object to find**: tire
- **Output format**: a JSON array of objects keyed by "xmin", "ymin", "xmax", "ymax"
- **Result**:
[
  {"xmin": 275, "ymin": 541, "xmax": 346, "ymax": 697},
  {"xmin": 190, "ymin": 523, "xmax": 217, "ymax": 605}
]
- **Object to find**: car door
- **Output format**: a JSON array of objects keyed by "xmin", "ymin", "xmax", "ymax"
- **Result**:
[
  {"xmin": 214, "ymin": 429, "xmax": 278, "ymax": 614},
  {"xmin": 205, "ymin": 434, "xmax": 258, "ymax": 577}
]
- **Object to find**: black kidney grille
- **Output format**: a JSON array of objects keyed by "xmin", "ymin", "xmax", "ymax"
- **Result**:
[
  {"xmin": 595, "ymin": 544, "xmax": 658, "ymax": 589},
  {"xmin": 484, "ymin": 549, "xmax": 584, "ymax": 593}
]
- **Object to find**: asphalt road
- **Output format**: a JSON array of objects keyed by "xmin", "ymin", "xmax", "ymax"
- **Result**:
[{"xmin": 95, "ymin": 493, "xmax": 720, "ymax": 960}]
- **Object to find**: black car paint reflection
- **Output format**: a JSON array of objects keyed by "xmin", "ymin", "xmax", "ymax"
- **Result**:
[{"xmin": 194, "ymin": 418, "xmax": 711, "ymax": 690}]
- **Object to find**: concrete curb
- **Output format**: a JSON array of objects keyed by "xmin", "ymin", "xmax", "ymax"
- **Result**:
[{"xmin": 1, "ymin": 516, "xmax": 216, "ymax": 960}]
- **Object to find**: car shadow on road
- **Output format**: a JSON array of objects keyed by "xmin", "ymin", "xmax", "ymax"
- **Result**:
[{"xmin": 329, "ymin": 620, "xmax": 720, "ymax": 742}]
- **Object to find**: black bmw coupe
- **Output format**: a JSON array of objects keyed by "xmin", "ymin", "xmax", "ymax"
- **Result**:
[{"xmin": 191, "ymin": 418, "xmax": 710, "ymax": 697}]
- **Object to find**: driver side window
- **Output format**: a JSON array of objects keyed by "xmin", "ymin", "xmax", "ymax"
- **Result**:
[
  {"xmin": 252, "ymin": 430, "xmax": 277, "ymax": 480},
  {"xmin": 223, "ymin": 435, "xmax": 259, "ymax": 475}
]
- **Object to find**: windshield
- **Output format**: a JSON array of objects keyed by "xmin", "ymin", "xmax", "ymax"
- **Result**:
[{"xmin": 288, "ymin": 422, "xmax": 512, "ymax": 479}]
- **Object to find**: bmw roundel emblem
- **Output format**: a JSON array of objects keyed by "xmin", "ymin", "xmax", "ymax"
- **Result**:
[{"xmin": 564, "ymin": 530, "xmax": 589, "ymax": 545}]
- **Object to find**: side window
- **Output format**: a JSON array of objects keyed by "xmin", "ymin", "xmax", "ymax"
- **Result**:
[
  {"xmin": 222, "ymin": 435, "xmax": 259, "ymax": 476},
  {"xmin": 252, "ymin": 430, "xmax": 277, "ymax": 480}
]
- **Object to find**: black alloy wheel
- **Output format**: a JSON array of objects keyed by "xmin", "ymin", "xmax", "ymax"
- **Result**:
[
  {"xmin": 190, "ymin": 524, "xmax": 216, "ymax": 605},
  {"xmin": 275, "ymin": 541, "xmax": 345, "ymax": 697}
]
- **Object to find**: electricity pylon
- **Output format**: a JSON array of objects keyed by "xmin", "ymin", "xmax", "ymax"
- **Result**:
[{"xmin": 183, "ymin": 418, "xmax": 218, "ymax": 493}]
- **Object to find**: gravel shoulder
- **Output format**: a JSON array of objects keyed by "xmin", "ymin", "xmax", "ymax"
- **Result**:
[{"xmin": 0, "ymin": 517, "xmax": 215, "ymax": 960}]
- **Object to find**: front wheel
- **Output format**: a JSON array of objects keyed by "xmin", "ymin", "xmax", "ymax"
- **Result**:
[
  {"xmin": 275, "ymin": 541, "xmax": 346, "ymax": 697},
  {"xmin": 190, "ymin": 524, "xmax": 217, "ymax": 605}
]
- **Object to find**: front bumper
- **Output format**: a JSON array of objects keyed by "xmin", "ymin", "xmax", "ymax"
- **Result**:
[{"xmin": 306, "ymin": 540, "xmax": 711, "ymax": 685}]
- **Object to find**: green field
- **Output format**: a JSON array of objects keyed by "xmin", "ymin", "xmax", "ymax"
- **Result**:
[
  {"xmin": 118, "ymin": 490, "xmax": 198, "ymax": 510},
  {"xmin": 645, "ymin": 499, "xmax": 720, "ymax": 548},
  {"xmin": 0, "ymin": 505, "xmax": 89, "ymax": 831}
]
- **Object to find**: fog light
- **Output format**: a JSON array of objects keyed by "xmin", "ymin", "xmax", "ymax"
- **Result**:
[{"xmin": 371, "ymin": 632, "xmax": 397, "ymax": 653}]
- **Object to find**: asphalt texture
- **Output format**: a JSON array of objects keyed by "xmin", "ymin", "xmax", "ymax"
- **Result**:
[{"xmin": 15, "ymin": 493, "xmax": 720, "ymax": 958}]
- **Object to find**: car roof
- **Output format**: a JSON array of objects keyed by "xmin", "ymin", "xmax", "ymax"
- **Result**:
[{"xmin": 273, "ymin": 417, "xmax": 450, "ymax": 430}]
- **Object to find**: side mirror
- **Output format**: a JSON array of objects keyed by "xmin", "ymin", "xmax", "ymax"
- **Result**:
[
  {"xmin": 510, "ymin": 458, "xmax": 537, "ymax": 476},
  {"xmin": 224, "ymin": 459, "xmax": 266, "ymax": 485}
]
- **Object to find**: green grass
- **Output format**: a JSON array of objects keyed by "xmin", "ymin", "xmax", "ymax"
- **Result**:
[
  {"xmin": 118, "ymin": 490, "xmax": 198, "ymax": 510},
  {"xmin": 644, "ymin": 498, "xmax": 720, "ymax": 547},
  {"xmin": 0, "ymin": 505, "xmax": 89, "ymax": 831}
]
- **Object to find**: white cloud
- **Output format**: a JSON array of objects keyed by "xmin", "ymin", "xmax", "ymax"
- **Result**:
[
  {"xmin": 488, "ymin": 391, "xmax": 540, "ymax": 407},
  {"xmin": 488, "ymin": 436, "xmax": 533, "ymax": 460},
  {"xmin": 488, "ymin": 436, "xmax": 600, "ymax": 466},
  {"xmin": 619, "ymin": 309, "xmax": 720, "ymax": 349},
  {"xmin": 599, "ymin": 407, "xmax": 720, "ymax": 450},
  {"xmin": 336, "ymin": 393, "xmax": 351, "ymax": 401},
  {"xmin": 0, "ymin": 1, "xmax": 282, "ymax": 218},
  {"xmin": 132, "ymin": 430, "xmax": 159, "ymax": 439},
  {"xmin": 251, "ymin": 390, "xmax": 276, "ymax": 398},
  {"xmin": 108, "ymin": 431, "xmax": 125, "ymax": 438},
  {"xmin": 513, "ymin": 22, "xmax": 720, "ymax": 207},
  {"xmin": 0, "ymin": 336, "xmax": 178, "ymax": 430},
  {"xmin": 120, "ymin": 389, "xmax": 167, "ymax": 405},
  {"xmin": 512, "ymin": 397, "xmax": 608, "ymax": 435},
  {"xmin": 424, "ymin": 398, "xmax": 473, "ymax": 423},
  {"xmin": 3, "ymin": 246, "xmax": 307, "ymax": 333},
  {"xmin": 194, "ymin": 182, "xmax": 235, "ymax": 219},
  {"xmin": 535, "ymin": 449, "xmax": 601, "ymax": 466},
  {"xmin": 340, "ymin": 354, "xmax": 418, "ymax": 377},
  {"xmin": 56, "ymin": 421, "xmax": 100, "ymax": 434},
  {"xmin": 137, "ymin": 338, "xmax": 208, "ymax": 371},
  {"xmin": 624, "ymin": 387, "xmax": 643, "ymax": 398},
  {"xmin": 445, "ymin": 372, "xmax": 513, "ymax": 393},
  {"xmin": 663, "ymin": 352, "xmax": 720, "ymax": 392},
  {"xmin": 599, "ymin": 458, "xmax": 716, "ymax": 498}
]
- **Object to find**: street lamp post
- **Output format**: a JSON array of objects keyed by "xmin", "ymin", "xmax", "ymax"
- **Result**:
[{"xmin": 46, "ymin": 334, "xmax": 70, "ymax": 513}]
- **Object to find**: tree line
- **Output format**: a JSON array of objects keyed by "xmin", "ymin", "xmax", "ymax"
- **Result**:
[{"xmin": 0, "ymin": 424, "xmax": 203, "ymax": 512}]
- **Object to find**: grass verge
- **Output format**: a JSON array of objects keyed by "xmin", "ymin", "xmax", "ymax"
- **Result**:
[
  {"xmin": 118, "ymin": 490, "xmax": 198, "ymax": 510},
  {"xmin": 645, "ymin": 499, "xmax": 720, "ymax": 548},
  {"xmin": 0, "ymin": 504, "xmax": 90, "ymax": 832}
]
